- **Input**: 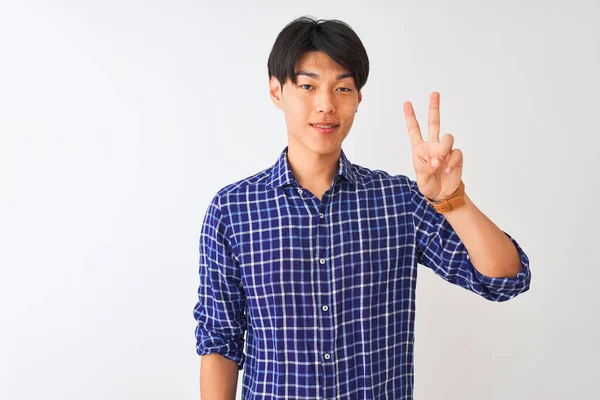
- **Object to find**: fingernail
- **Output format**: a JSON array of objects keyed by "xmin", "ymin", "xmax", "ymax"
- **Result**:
[
  {"xmin": 445, "ymin": 167, "xmax": 451, "ymax": 174},
  {"xmin": 432, "ymin": 158, "xmax": 439, "ymax": 167}
]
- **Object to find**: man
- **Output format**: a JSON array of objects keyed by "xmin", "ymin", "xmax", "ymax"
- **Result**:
[{"xmin": 193, "ymin": 16, "xmax": 531, "ymax": 400}]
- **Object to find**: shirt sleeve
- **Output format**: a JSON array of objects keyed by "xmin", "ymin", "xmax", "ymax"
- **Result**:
[
  {"xmin": 193, "ymin": 194, "xmax": 247, "ymax": 369},
  {"xmin": 406, "ymin": 177, "xmax": 531, "ymax": 302}
]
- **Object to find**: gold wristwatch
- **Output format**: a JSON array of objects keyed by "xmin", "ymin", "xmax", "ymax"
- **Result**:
[{"xmin": 425, "ymin": 180, "xmax": 466, "ymax": 214}]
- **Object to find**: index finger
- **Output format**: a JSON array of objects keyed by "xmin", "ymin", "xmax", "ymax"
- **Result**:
[{"xmin": 403, "ymin": 101, "xmax": 423, "ymax": 147}]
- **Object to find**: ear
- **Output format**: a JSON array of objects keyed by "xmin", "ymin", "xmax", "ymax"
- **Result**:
[
  {"xmin": 269, "ymin": 76, "xmax": 283, "ymax": 110},
  {"xmin": 358, "ymin": 90, "xmax": 363, "ymax": 105}
]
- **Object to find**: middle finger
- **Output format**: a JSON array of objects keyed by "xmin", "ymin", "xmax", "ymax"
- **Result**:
[{"xmin": 428, "ymin": 91, "xmax": 441, "ymax": 142}]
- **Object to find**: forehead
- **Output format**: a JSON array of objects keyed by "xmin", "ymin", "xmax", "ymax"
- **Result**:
[{"xmin": 295, "ymin": 51, "xmax": 349, "ymax": 75}]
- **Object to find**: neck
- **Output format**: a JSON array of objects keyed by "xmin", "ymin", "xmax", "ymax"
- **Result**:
[{"xmin": 286, "ymin": 142, "xmax": 341, "ymax": 191}]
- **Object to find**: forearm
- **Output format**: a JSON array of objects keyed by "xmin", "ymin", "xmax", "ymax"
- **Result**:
[
  {"xmin": 200, "ymin": 354, "xmax": 239, "ymax": 400},
  {"xmin": 443, "ymin": 192, "xmax": 522, "ymax": 278}
]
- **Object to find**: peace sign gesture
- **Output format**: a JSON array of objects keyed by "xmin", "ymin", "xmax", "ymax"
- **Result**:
[{"xmin": 404, "ymin": 92, "xmax": 464, "ymax": 202}]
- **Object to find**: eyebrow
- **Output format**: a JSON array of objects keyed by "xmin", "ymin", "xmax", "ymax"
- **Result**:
[{"xmin": 295, "ymin": 70, "xmax": 354, "ymax": 80}]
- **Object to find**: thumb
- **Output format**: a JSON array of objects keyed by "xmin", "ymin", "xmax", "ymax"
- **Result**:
[{"xmin": 421, "ymin": 156, "xmax": 442, "ymax": 175}]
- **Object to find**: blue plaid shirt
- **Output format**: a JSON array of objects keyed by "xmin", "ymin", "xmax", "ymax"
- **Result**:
[{"xmin": 193, "ymin": 146, "xmax": 531, "ymax": 399}]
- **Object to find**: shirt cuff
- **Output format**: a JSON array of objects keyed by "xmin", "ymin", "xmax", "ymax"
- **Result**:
[
  {"xmin": 470, "ymin": 231, "xmax": 531, "ymax": 291},
  {"xmin": 196, "ymin": 327, "xmax": 246, "ymax": 370}
]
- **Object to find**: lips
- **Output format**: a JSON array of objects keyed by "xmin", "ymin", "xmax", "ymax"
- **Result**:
[
  {"xmin": 310, "ymin": 123, "xmax": 339, "ymax": 128},
  {"xmin": 311, "ymin": 123, "xmax": 339, "ymax": 128},
  {"xmin": 311, "ymin": 124, "xmax": 339, "ymax": 134}
]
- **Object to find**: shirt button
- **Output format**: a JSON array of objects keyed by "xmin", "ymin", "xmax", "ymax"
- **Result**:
[
  {"xmin": 319, "ymin": 259, "xmax": 326, "ymax": 264},
  {"xmin": 297, "ymin": 189, "xmax": 303, "ymax": 195},
  {"xmin": 319, "ymin": 213, "xmax": 324, "ymax": 219},
  {"xmin": 322, "ymin": 305, "xmax": 329, "ymax": 312},
  {"xmin": 324, "ymin": 353, "xmax": 331, "ymax": 360}
]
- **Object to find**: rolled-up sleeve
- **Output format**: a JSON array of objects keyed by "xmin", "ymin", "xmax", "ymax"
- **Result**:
[
  {"xmin": 193, "ymin": 194, "xmax": 247, "ymax": 369},
  {"xmin": 407, "ymin": 177, "xmax": 531, "ymax": 302}
]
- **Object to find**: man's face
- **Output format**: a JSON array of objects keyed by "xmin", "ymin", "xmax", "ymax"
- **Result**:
[{"xmin": 269, "ymin": 51, "xmax": 362, "ymax": 157}]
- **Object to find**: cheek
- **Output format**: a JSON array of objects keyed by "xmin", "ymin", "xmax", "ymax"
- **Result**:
[{"xmin": 285, "ymin": 100, "xmax": 310, "ymax": 125}]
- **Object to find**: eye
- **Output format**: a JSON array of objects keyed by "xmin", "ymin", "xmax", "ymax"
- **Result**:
[
  {"xmin": 299, "ymin": 84, "xmax": 315, "ymax": 90},
  {"xmin": 337, "ymin": 87, "xmax": 352, "ymax": 92}
]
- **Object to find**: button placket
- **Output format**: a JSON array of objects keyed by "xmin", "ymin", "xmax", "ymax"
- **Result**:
[{"xmin": 315, "ymin": 203, "xmax": 335, "ymax": 397}]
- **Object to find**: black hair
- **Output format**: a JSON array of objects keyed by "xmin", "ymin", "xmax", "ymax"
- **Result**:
[{"xmin": 267, "ymin": 16, "xmax": 369, "ymax": 92}]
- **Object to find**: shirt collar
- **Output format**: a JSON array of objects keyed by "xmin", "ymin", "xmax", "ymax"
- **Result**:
[{"xmin": 266, "ymin": 146, "xmax": 358, "ymax": 189}]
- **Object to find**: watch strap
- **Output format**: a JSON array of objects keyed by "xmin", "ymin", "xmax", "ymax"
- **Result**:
[{"xmin": 425, "ymin": 180, "xmax": 466, "ymax": 214}]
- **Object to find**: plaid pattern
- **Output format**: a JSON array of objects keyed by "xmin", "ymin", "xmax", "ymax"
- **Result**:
[{"xmin": 193, "ymin": 146, "xmax": 531, "ymax": 399}]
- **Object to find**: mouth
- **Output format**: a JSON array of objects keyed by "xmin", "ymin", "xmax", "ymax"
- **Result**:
[{"xmin": 310, "ymin": 123, "xmax": 339, "ymax": 134}]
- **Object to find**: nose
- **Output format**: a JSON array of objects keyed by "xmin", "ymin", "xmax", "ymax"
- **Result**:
[{"xmin": 315, "ymin": 91, "xmax": 336, "ymax": 114}]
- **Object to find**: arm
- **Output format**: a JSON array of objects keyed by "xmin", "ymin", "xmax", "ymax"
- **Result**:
[
  {"xmin": 408, "ymin": 177, "xmax": 530, "ymax": 302},
  {"xmin": 200, "ymin": 354, "xmax": 239, "ymax": 400},
  {"xmin": 193, "ymin": 195, "xmax": 247, "ymax": 396},
  {"xmin": 402, "ymin": 92, "xmax": 530, "ymax": 301},
  {"xmin": 443, "ymin": 192, "xmax": 522, "ymax": 278}
]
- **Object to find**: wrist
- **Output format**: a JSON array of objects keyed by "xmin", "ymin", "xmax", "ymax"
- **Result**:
[{"xmin": 425, "ymin": 180, "xmax": 466, "ymax": 214}]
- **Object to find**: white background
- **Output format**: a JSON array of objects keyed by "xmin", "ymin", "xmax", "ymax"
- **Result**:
[{"xmin": 1, "ymin": 0, "xmax": 598, "ymax": 399}]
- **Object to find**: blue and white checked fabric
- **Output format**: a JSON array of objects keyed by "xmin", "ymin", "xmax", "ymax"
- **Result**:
[{"xmin": 193, "ymin": 146, "xmax": 531, "ymax": 399}]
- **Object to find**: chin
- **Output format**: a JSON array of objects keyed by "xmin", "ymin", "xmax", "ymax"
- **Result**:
[{"xmin": 289, "ymin": 129, "xmax": 346, "ymax": 155}]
